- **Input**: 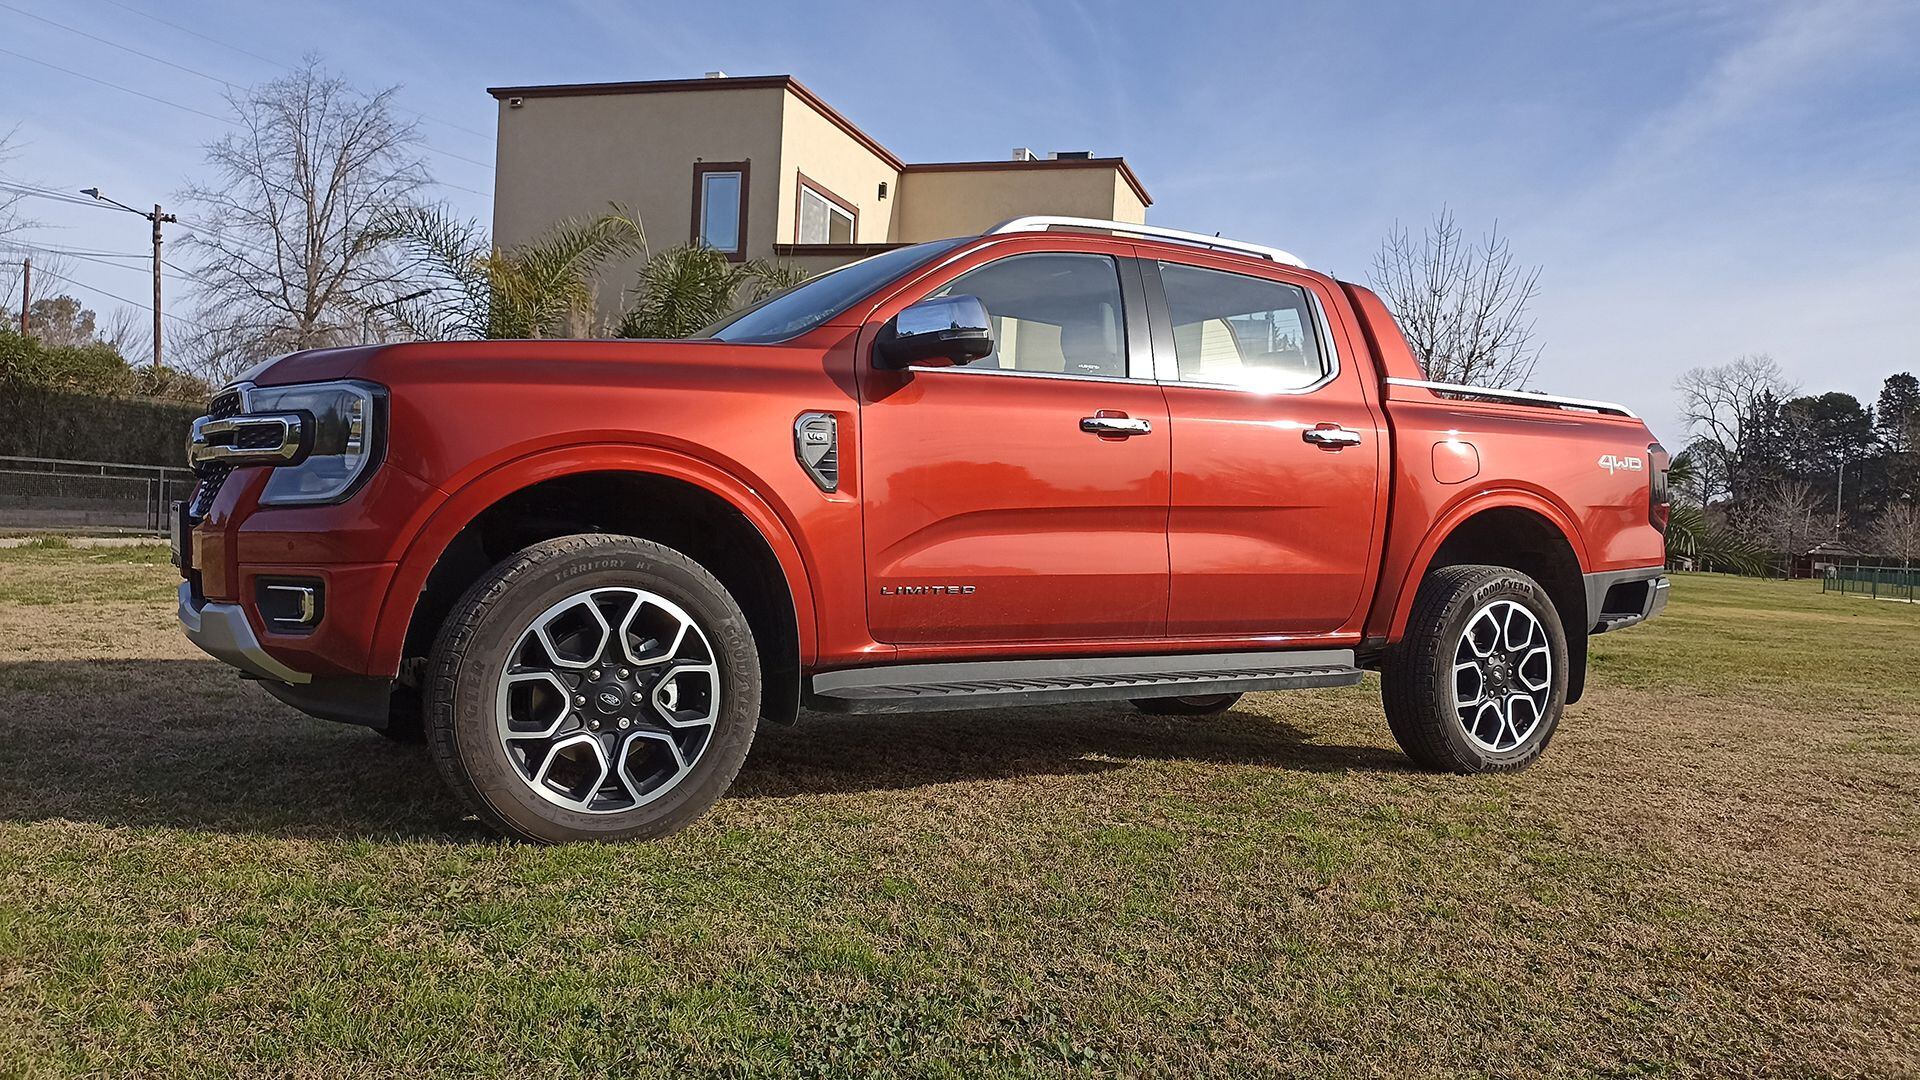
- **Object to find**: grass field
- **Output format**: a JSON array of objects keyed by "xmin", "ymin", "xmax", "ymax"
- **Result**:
[{"xmin": 0, "ymin": 544, "xmax": 1915, "ymax": 1077}]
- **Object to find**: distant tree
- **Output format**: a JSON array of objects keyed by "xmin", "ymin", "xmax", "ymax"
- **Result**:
[
  {"xmin": 1879, "ymin": 372, "xmax": 1920, "ymax": 454},
  {"xmin": 1870, "ymin": 497, "xmax": 1919, "ymax": 568},
  {"xmin": 1674, "ymin": 355, "xmax": 1796, "ymax": 514},
  {"xmin": 181, "ymin": 57, "xmax": 428, "ymax": 379},
  {"xmin": 24, "ymin": 295, "xmax": 97, "ymax": 349},
  {"xmin": 0, "ymin": 126, "xmax": 26, "ymax": 248},
  {"xmin": 1877, "ymin": 372, "xmax": 1920, "ymax": 499},
  {"xmin": 1745, "ymin": 479, "xmax": 1824, "ymax": 567},
  {"xmin": 1369, "ymin": 207, "xmax": 1543, "ymax": 388}
]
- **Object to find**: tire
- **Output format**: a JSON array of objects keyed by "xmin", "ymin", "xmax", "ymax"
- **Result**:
[
  {"xmin": 425, "ymin": 534, "xmax": 761, "ymax": 843},
  {"xmin": 1131, "ymin": 693, "xmax": 1243, "ymax": 716},
  {"xmin": 1381, "ymin": 564, "xmax": 1568, "ymax": 774}
]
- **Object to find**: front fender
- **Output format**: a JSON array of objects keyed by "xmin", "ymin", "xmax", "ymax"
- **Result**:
[{"xmin": 366, "ymin": 442, "xmax": 819, "ymax": 676}]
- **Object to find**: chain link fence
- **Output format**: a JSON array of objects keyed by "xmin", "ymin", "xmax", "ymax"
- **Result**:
[
  {"xmin": 1822, "ymin": 563, "xmax": 1918, "ymax": 603},
  {"xmin": 0, "ymin": 456, "xmax": 192, "ymax": 534}
]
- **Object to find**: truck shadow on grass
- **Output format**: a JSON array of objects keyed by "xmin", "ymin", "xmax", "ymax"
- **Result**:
[{"xmin": 0, "ymin": 659, "xmax": 1405, "ymax": 840}]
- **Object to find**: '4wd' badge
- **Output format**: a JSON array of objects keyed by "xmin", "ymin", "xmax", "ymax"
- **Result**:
[{"xmin": 1597, "ymin": 453, "xmax": 1644, "ymax": 475}]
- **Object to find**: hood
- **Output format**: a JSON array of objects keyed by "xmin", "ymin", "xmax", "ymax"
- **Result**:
[
  {"xmin": 238, "ymin": 338, "xmax": 754, "ymax": 390},
  {"xmin": 238, "ymin": 345, "xmax": 384, "ymax": 388}
]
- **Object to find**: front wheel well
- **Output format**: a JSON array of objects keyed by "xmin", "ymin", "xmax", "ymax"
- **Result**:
[
  {"xmin": 401, "ymin": 471, "xmax": 801, "ymax": 724},
  {"xmin": 1421, "ymin": 507, "xmax": 1589, "ymax": 703}
]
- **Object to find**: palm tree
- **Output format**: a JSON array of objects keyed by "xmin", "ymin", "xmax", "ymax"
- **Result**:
[
  {"xmin": 614, "ymin": 245, "xmax": 807, "ymax": 339},
  {"xmin": 381, "ymin": 205, "xmax": 646, "ymax": 339}
]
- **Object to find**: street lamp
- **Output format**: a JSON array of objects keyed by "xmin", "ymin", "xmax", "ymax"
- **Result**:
[
  {"xmin": 363, "ymin": 287, "xmax": 438, "ymax": 342},
  {"xmin": 81, "ymin": 187, "xmax": 176, "ymax": 370}
]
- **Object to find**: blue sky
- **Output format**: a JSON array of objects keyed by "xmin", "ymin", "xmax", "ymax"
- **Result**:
[{"xmin": 2, "ymin": 0, "xmax": 1917, "ymax": 442}]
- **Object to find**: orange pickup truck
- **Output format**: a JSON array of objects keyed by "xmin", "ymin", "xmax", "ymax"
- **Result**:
[{"xmin": 177, "ymin": 216, "xmax": 1670, "ymax": 842}]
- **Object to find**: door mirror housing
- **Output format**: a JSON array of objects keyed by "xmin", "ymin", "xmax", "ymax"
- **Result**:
[{"xmin": 875, "ymin": 295, "xmax": 994, "ymax": 369}]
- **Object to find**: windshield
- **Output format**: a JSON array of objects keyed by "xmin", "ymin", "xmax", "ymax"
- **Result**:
[{"xmin": 702, "ymin": 238, "xmax": 968, "ymax": 343}]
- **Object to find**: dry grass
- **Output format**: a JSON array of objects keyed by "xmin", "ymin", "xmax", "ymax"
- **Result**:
[{"xmin": 0, "ymin": 546, "xmax": 1914, "ymax": 1078}]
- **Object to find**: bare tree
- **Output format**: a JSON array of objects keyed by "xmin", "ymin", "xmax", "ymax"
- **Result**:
[
  {"xmin": 0, "ymin": 126, "xmax": 27, "ymax": 247},
  {"xmin": 1369, "ymin": 207, "xmax": 1543, "ymax": 387},
  {"xmin": 1870, "ymin": 498, "xmax": 1919, "ymax": 568},
  {"xmin": 180, "ymin": 57, "xmax": 428, "ymax": 380},
  {"xmin": 97, "ymin": 306, "xmax": 151, "ymax": 360},
  {"xmin": 1746, "ymin": 479, "xmax": 1824, "ymax": 565}
]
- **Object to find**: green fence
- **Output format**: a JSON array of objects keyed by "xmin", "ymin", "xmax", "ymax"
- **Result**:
[{"xmin": 1823, "ymin": 564, "xmax": 1918, "ymax": 602}]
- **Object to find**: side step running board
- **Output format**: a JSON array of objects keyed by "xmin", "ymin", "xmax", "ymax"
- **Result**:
[{"xmin": 808, "ymin": 649, "xmax": 1362, "ymax": 714}]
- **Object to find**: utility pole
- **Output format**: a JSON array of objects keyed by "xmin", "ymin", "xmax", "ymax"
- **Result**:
[
  {"xmin": 151, "ymin": 204, "xmax": 171, "ymax": 369},
  {"xmin": 17, "ymin": 256, "xmax": 27, "ymax": 335},
  {"xmin": 80, "ymin": 188, "xmax": 176, "ymax": 368}
]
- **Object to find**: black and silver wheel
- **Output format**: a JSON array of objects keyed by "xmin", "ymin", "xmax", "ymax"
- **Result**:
[
  {"xmin": 1131, "ymin": 693, "xmax": 1243, "ymax": 716},
  {"xmin": 425, "ymin": 534, "xmax": 760, "ymax": 843},
  {"xmin": 1381, "ymin": 564, "xmax": 1567, "ymax": 773}
]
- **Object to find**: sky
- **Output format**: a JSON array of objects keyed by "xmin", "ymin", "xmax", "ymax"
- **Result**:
[{"xmin": 2, "ymin": 0, "xmax": 1917, "ymax": 443}]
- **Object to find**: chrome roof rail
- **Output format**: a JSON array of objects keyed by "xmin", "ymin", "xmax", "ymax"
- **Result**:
[
  {"xmin": 1384, "ymin": 377, "xmax": 1638, "ymax": 419},
  {"xmin": 986, "ymin": 216, "xmax": 1307, "ymax": 268}
]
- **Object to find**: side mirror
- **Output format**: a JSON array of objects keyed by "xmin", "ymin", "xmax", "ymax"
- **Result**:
[{"xmin": 875, "ymin": 294, "xmax": 994, "ymax": 369}]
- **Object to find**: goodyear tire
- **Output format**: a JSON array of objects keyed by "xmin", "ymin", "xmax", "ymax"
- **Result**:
[
  {"xmin": 1381, "ymin": 564, "xmax": 1568, "ymax": 773},
  {"xmin": 425, "ymin": 534, "xmax": 761, "ymax": 843}
]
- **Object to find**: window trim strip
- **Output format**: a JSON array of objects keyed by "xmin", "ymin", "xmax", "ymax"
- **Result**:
[
  {"xmin": 793, "ymin": 171, "xmax": 859, "ymax": 246},
  {"xmin": 691, "ymin": 160, "xmax": 751, "ymax": 261},
  {"xmin": 1140, "ymin": 256, "xmax": 1342, "ymax": 396}
]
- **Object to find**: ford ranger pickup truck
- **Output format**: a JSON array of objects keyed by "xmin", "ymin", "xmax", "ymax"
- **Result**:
[{"xmin": 177, "ymin": 216, "xmax": 1671, "ymax": 843}]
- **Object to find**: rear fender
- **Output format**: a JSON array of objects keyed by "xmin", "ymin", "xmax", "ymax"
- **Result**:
[{"xmin": 1384, "ymin": 488, "xmax": 1590, "ymax": 641}]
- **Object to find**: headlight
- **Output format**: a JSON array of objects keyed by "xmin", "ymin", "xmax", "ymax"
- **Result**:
[{"xmin": 246, "ymin": 380, "xmax": 382, "ymax": 505}]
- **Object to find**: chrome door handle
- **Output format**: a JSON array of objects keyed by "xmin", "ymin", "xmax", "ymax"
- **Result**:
[
  {"xmin": 1302, "ymin": 425, "xmax": 1363, "ymax": 448},
  {"xmin": 1080, "ymin": 415, "xmax": 1152, "ymax": 437}
]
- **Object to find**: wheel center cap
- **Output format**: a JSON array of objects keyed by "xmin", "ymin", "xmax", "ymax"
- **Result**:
[{"xmin": 591, "ymin": 684, "xmax": 628, "ymax": 715}]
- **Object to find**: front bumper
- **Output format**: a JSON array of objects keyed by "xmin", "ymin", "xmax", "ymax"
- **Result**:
[
  {"xmin": 178, "ymin": 581, "xmax": 311, "ymax": 684},
  {"xmin": 1583, "ymin": 568, "xmax": 1670, "ymax": 634}
]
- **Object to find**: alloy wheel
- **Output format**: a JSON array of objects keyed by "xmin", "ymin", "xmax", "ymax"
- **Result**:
[
  {"xmin": 1450, "ymin": 599, "xmax": 1552, "ymax": 753},
  {"xmin": 495, "ymin": 587, "xmax": 719, "ymax": 813}
]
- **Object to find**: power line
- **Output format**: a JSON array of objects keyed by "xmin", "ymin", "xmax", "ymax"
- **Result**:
[
  {"xmin": 25, "ymin": 261, "xmax": 210, "ymax": 329},
  {"xmin": 0, "ymin": 239, "xmax": 201, "ymax": 286},
  {"xmin": 0, "ymin": 45, "xmax": 495, "ymax": 195},
  {"xmin": 2, "ymin": 1, "xmax": 495, "ymax": 171},
  {"xmin": 0, "ymin": 45, "xmax": 228, "ymax": 122},
  {"xmin": 92, "ymin": 0, "xmax": 498, "ymax": 144}
]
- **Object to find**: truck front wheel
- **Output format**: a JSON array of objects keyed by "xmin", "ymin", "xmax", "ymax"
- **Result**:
[
  {"xmin": 1381, "ymin": 564, "xmax": 1568, "ymax": 773},
  {"xmin": 424, "ymin": 534, "xmax": 762, "ymax": 843}
]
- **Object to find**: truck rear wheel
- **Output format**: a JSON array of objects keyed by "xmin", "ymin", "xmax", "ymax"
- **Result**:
[
  {"xmin": 1381, "ymin": 564, "xmax": 1567, "ymax": 773},
  {"xmin": 424, "ymin": 534, "xmax": 761, "ymax": 843}
]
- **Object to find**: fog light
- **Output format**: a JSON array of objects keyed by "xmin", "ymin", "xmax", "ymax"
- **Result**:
[{"xmin": 256, "ymin": 578, "xmax": 323, "ymax": 631}]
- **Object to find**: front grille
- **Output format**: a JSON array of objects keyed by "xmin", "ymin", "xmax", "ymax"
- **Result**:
[
  {"xmin": 187, "ymin": 385, "xmax": 247, "ymax": 520},
  {"xmin": 209, "ymin": 390, "xmax": 243, "ymax": 420}
]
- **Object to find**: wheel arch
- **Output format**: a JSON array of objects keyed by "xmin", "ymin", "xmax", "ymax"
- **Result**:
[
  {"xmin": 372, "ymin": 445, "xmax": 814, "ymax": 725},
  {"xmin": 1389, "ymin": 494, "xmax": 1592, "ymax": 703}
]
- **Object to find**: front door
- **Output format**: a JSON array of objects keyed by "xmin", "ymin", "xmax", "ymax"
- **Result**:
[
  {"xmin": 1145, "ymin": 256, "xmax": 1384, "ymax": 636},
  {"xmin": 860, "ymin": 248, "xmax": 1170, "ymax": 644}
]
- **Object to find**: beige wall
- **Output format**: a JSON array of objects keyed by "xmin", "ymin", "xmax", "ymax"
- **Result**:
[
  {"xmin": 491, "ymin": 80, "xmax": 1153, "ymax": 324},
  {"xmin": 775, "ymin": 93, "xmax": 900, "ymax": 246},
  {"xmin": 492, "ymin": 85, "xmax": 788, "ymax": 319},
  {"xmin": 893, "ymin": 166, "xmax": 1145, "ymax": 241}
]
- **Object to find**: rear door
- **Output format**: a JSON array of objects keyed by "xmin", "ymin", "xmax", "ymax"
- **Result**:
[
  {"xmin": 858, "ymin": 242, "xmax": 1170, "ymax": 644},
  {"xmin": 1143, "ymin": 255, "xmax": 1385, "ymax": 636}
]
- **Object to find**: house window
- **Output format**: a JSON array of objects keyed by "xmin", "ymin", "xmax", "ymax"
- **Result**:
[
  {"xmin": 794, "ymin": 173, "xmax": 857, "ymax": 245},
  {"xmin": 692, "ymin": 161, "xmax": 749, "ymax": 259}
]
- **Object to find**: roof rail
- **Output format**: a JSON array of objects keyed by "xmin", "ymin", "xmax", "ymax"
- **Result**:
[
  {"xmin": 1384, "ymin": 377, "xmax": 1638, "ymax": 419},
  {"xmin": 987, "ymin": 216, "xmax": 1307, "ymax": 268}
]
